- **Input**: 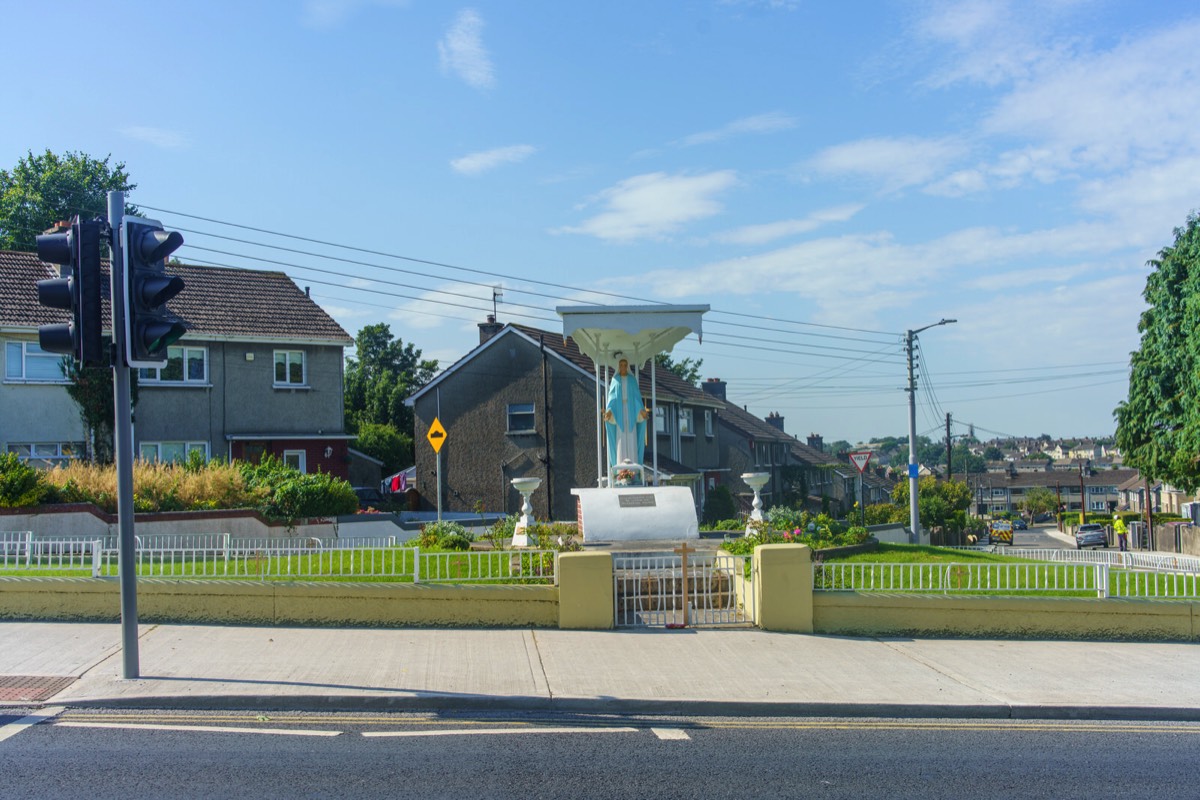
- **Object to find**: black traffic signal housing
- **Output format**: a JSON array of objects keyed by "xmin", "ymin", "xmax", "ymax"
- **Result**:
[
  {"xmin": 35, "ymin": 219, "xmax": 105, "ymax": 368},
  {"xmin": 122, "ymin": 217, "xmax": 185, "ymax": 368}
]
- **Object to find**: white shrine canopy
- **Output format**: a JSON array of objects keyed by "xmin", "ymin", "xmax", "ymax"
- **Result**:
[{"xmin": 556, "ymin": 304, "xmax": 709, "ymax": 369}]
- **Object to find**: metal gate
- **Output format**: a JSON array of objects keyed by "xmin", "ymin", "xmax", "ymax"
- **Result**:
[{"xmin": 613, "ymin": 550, "xmax": 754, "ymax": 628}]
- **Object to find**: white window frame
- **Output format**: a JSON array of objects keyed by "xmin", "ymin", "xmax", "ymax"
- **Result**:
[
  {"xmin": 704, "ymin": 409, "xmax": 713, "ymax": 437},
  {"xmin": 678, "ymin": 408, "xmax": 693, "ymax": 436},
  {"xmin": 654, "ymin": 406, "xmax": 668, "ymax": 434},
  {"xmin": 139, "ymin": 345, "xmax": 208, "ymax": 384},
  {"xmin": 7, "ymin": 441, "xmax": 82, "ymax": 467},
  {"xmin": 4, "ymin": 341, "xmax": 69, "ymax": 383},
  {"xmin": 283, "ymin": 449, "xmax": 307, "ymax": 473},
  {"xmin": 274, "ymin": 350, "xmax": 307, "ymax": 387},
  {"xmin": 507, "ymin": 403, "xmax": 536, "ymax": 433},
  {"xmin": 139, "ymin": 441, "xmax": 209, "ymax": 463}
]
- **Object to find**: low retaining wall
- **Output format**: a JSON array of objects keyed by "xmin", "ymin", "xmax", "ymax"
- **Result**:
[
  {"xmin": 814, "ymin": 592, "xmax": 1200, "ymax": 641},
  {"xmin": 0, "ymin": 577, "xmax": 559, "ymax": 628}
]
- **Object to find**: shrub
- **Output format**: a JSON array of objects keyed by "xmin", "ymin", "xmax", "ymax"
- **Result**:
[
  {"xmin": 482, "ymin": 515, "xmax": 517, "ymax": 550},
  {"xmin": 238, "ymin": 455, "xmax": 358, "ymax": 525},
  {"xmin": 530, "ymin": 521, "xmax": 580, "ymax": 551},
  {"xmin": 0, "ymin": 452, "xmax": 49, "ymax": 508},
  {"xmin": 418, "ymin": 520, "xmax": 475, "ymax": 550}
]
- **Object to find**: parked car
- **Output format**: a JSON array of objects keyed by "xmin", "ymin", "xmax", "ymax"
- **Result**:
[
  {"xmin": 1013, "ymin": 518, "xmax": 1028, "ymax": 530},
  {"xmin": 1075, "ymin": 523, "xmax": 1108, "ymax": 549},
  {"xmin": 352, "ymin": 486, "xmax": 384, "ymax": 510}
]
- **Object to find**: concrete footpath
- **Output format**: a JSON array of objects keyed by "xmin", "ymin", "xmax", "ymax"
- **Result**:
[{"xmin": 2, "ymin": 621, "xmax": 1199, "ymax": 720}]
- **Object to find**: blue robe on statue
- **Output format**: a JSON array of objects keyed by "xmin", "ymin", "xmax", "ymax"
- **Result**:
[{"xmin": 605, "ymin": 371, "xmax": 647, "ymax": 472}]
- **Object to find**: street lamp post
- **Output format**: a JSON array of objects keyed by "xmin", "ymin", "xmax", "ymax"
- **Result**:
[{"xmin": 905, "ymin": 318, "xmax": 956, "ymax": 544}]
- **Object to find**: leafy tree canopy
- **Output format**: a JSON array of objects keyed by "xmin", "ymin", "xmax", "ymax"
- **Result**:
[
  {"xmin": 653, "ymin": 352, "xmax": 703, "ymax": 386},
  {"xmin": 344, "ymin": 323, "xmax": 437, "ymax": 435},
  {"xmin": 983, "ymin": 446, "xmax": 1005, "ymax": 461},
  {"xmin": 0, "ymin": 150, "xmax": 137, "ymax": 251},
  {"xmin": 353, "ymin": 422, "xmax": 412, "ymax": 475},
  {"xmin": 1115, "ymin": 213, "xmax": 1200, "ymax": 491},
  {"xmin": 891, "ymin": 476, "xmax": 972, "ymax": 533}
]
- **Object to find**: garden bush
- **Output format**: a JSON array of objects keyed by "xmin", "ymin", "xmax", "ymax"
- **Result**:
[
  {"xmin": 418, "ymin": 520, "xmax": 475, "ymax": 550},
  {"xmin": 0, "ymin": 452, "xmax": 51, "ymax": 508}
]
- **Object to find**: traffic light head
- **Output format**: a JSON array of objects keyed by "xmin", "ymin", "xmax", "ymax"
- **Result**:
[
  {"xmin": 34, "ymin": 220, "xmax": 104, "ymax": 367},
  {"xmin": 122, "ymin": 217, "xmax": 186, "ymax": 368}
]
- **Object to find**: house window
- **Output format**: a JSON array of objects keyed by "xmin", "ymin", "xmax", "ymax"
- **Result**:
[
  {"xmin": 4, "ymin": 341, "xmax": 67, "ymax": 382},
  {"xmin": 139, "ymin": 441, "xmax": 209, "ymax": 464},
  {"xmin": 507, "ymin": 403, "xmax": 535, "ymax": 432},
  {"xmin": 139, "ymin": 346, "xmax": 207, "ymax": 383},
  {"xmin": 704, "ymin": 410, "xmax": 713, "ymax": 437},
  {"xmin": 7, "ymin": 442, "xmax": 82, "ymax": 468},
  {"xmin": 678, "ymin": 408, "xmax": 693, "ymax": 436},
  {"xmin": 274, "ymin": 350, "xmax": 306, "ymax": 386},
  {"xmin": 991, "ymin": 488, "xmax": 1007, "ymax": 497},
  {"xmin": 654, "ymin": 406, "xmax": 667, "ymax": 434},
  {"xmin": 283, "ymin": 449, "xmax": 307, "ymax": 473}
]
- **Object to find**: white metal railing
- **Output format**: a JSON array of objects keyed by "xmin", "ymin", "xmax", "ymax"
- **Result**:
[
  {"xmin": 0, "ymin": 537, "xmax": 103, "ymax": 576},
  {"xmin": 1002, "ymin": 548, "xmax": 1200, "ymax": 573},
  {"xmin": 813, "ymin": 561, "xmax": 1200, "ymax": 599},
  {"xmin": 614, "ymin": 552, "xmax": 753, "ymax": 627},
  {"xmin": 82, "ymin": 544, "xmax": 555, "ymax": 582}
]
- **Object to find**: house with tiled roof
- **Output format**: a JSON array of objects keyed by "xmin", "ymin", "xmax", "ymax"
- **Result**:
[{"xmin": 1, "ymin": 249, "xmax": 354, "ymax": 476}]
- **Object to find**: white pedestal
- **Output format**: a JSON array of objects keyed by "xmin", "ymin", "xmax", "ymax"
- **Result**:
[{"xmin": 572, "ymin": 486, "xmax": 699, "ymax": 543}]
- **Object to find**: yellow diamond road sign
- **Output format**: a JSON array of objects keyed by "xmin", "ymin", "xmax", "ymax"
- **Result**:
[{"xmin": 427, "ymin": 417, "xmax": 447, "ymax": 453}]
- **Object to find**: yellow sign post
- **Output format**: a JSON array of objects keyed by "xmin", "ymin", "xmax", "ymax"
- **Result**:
[
  {"xmin": 427, "ymin": 417, "xmax": 447, "ymax": 521},
  {"xmin": 427, "ymin": 417, "xmax": 447, "ymax": 453}
]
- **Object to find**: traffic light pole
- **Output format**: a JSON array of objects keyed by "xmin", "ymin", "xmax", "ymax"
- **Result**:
[{"xmin": 108, "ymin": 191, "xmax": 139, "ymax": 679}]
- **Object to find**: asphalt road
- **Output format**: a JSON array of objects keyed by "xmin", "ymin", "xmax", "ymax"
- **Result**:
[{"xmin": 4, "ymin": 708, "xmax": 1199, "ymax": 799}]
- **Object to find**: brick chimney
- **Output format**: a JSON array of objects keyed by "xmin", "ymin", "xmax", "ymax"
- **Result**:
[
  {"xmin": 478, "ymin": 314, "xmax": 503, "ymax": 344},
  {"xmin": 701, "ymin": 377, "xmax": 727, "ymax": 401},
  {"xmin": 807, "ymin": 433, "xmax": 824, "ymax": 451},
  {"xmin": 766, "ymin": 411, "xmax": 785, "ymax": 432}
]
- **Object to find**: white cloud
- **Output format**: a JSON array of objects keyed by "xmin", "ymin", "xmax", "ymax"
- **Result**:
[
  {"xmin": 982, "ymin": 21, "xmax": 1200, "ymax": 173},
  {"xmin": 438, "ymin": 8, "xmax": 495, "ymax": 89},
  {"xmin": 301, "ymin": 0, "xmax": 407, "ymax": 30},
  {"xmin": 714, "ymin": 204, "xmax": 864, "ymax": 246},
  {"xmin": 120, "ymin": 126, "xmax": 188, "ymax": 149},
  {"xmin": 807, "ymin": 136, "xmax": 968, "ymax": 193},
  {"xmin": 679, "ymin": 112, "xmax": 798, "ymax": 146},
  {"xmin": 557, "ymin": 171, "xmax": 738, "ymax": 242},
  {"xmin": 450, "ymin": 145, "xmax": 537, "ymax": 175}
]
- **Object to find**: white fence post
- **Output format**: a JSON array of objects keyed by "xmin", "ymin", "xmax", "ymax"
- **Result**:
[
  {"xmin": 1096, "ymin": 563, "xmax": 1109, "ymax": 598},
  {"xmin": 92, "ymin": 541, "xmax": 103, "ymax": 578},
  {"xmin": 413, "ymin": 546, "xmax": 421, "ymax": 584}
]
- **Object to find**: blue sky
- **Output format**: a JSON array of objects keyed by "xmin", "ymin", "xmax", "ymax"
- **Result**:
[{"xmin": 4, "ymin": 0, "xmax": 1198, "ymax": 446}]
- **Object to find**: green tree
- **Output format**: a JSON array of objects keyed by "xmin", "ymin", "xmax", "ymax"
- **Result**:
[
  {"xmin": 0, "ymin": 150, "xmax": 136, "ymax": 250},
  {"xmin": 653, "ymin": 352, "xmax": 703, "ymax": 386},
  {"xmin": 702, "ymin": 485, "xmax": 737, "ymax": 525},
  {"xmin": 983, "ymin": 446, "xmax": 1004, "ymax": 461},
  {"xmin": 353, "ymin": 422, "xmax": 413, "ymax": 475},
  {"xmin": 891, "ymin": 476, "xmax": 972, "ymax": 535},
  {"xmin": 343, "ymin": 324, "xmax": 437, "ymax": 435},
  {"xmin": 1115, "ymin": 213, "xmax": 1200, "ymax": 491},
  {"xmin": 1018, "ymin": 486, "xmax": 1057, "ymax": 521},
  {"xmin": 62, "ymin": 353, "xmax": 138, "ymax": 464}
]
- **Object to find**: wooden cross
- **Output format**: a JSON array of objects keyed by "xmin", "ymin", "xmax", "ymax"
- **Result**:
[{"xmin": 673, "ymin": 541, "xmax": 694, "ymax": 628}]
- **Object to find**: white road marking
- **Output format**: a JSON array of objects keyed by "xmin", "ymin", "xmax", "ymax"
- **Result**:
[
  {"xmin": 362, "ymin": 726, "xmax": 639, "ymax": 738},
  {"xmin": 0, "ymin": 705, "xmax": 65, "ymax": 744},
  {"xmin": 651, "ymin": 728, "xmax": 691, "ymax": 740},
  {"xmin": 56, "ymin": 721, "xmax": 341, "ymax": 737}
]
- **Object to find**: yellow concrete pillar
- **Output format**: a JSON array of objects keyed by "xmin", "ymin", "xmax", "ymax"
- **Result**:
[
  {"xmin": 557, "ymin": 551, "xmax": 614, "ymax": 629},
  {"xmin": 754, "ymin": 543, "xmax": 813, "ymax": 633}
]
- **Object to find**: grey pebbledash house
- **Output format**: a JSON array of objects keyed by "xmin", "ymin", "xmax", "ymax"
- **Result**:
[
  {"xmin": 405, "ymin": 320, "xmax": 725, "ymax": 521},
  {"xmin": 0, "ymin": 249, "xmax": 355, "ymax": 477}
]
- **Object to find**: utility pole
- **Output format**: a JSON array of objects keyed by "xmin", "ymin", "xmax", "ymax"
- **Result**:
[
  {"xmin": 1056, "ymin": 482, "xmax": 1063, "ymax": 532},
  {"xmin": 945, "ymin": 412, "xmax": 953, "ymax": 482},
  {"xmin": 905, "ymin": 319, "xmax": 956, "ymax": 544},
  {"xmin": 1078, "ymin": 462, "xmax": 1087, "ymax": 525}
]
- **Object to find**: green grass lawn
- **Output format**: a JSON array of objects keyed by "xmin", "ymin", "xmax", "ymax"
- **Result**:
[
  {"xmin": 820, "ymin": 543, "xmax": 1044, "ymax": 565},
  {"xmin": 1, "ymin": 547, "xmax": 557, "ymax": 584}
]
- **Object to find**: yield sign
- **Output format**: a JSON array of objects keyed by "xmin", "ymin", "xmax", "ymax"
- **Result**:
[
  {"xmin": 427, "ymin": 417, "xmax": 447, "ymax": 453},
  {"xmin": 849, "ymin": 451, "xmax": 872, "ymax": 473}
]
